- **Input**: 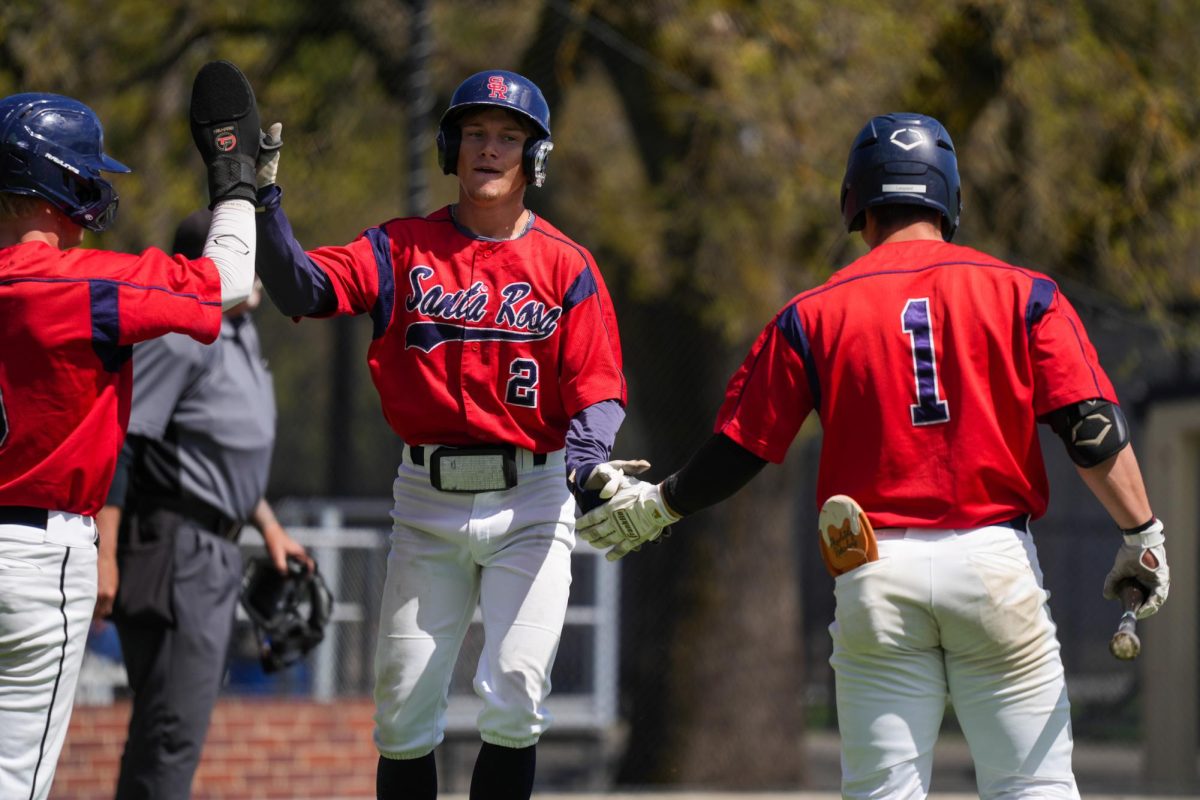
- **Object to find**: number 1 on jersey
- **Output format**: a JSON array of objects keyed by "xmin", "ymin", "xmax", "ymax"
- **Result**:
[{"xmin": 902, "ymin": 298, "xmax": 950, "ymax": 426}]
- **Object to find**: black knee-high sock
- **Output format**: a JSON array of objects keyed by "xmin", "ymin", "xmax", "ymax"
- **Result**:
[
  {"xmin": 468, "ymin": 743, "xmax": 536, "ymax": 800},
  {"xmin": 377, "ymin": 752, "xmax": 437, "ymax": 800}
]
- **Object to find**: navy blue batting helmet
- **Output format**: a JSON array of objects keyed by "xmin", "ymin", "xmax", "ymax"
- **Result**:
[
  {"xmin": 436, "ymin": 70, "xmax": 553, "ymax": 188},
  {"xmin": 840, "ymin": 113, "xmax": 961, "ymax": 241},
  {"xmin": 0, "ymin": 93, "xmax": 130, "ymax": 232}
]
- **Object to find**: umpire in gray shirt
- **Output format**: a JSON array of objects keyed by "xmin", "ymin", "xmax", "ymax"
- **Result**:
[{"xmin": 96, "ymin": 209, "xmax": 311, "ymax": 800}]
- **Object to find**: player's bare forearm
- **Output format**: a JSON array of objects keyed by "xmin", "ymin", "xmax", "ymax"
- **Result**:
[
  {"xmin": 1076, "ymin": 445, "xmax": 1153, "ymax": 529},
  {"xmin": 94, "ymin": 505, "xmax": 122, "ymax": 620}
]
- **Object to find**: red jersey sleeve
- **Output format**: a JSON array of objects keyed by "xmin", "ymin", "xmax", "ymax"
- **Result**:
[
  {"xmin": 63, "ymin": 246, "xmax": 223, "ymax": 344},
  {"xmin": 715, "ymin": 303, "xmax": 815, "ymax": 463},
  {"xmin": 1028, "ymin": 280, "xmax": 1117, "ymax": 416},
  {"xmin": 557, "ymin": 255, "xmax": 626, "ymax": 416},
  {"xmin": 304, "ymin": 235, "xmax": 383, "ymax": 317}
]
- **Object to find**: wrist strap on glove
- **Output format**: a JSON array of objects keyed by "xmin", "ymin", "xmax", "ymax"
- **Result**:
[{"xmin": 1121, "ymin": 517, "xmax": 1164, "ymax": 547}]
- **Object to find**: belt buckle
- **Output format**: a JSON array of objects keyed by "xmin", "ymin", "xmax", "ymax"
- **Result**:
[{"xmin": 429, "ymin": 446, "xmax": 518, "ymax": 493}]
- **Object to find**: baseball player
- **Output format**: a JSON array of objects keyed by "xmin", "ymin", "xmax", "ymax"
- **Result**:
[
  {"xmin": 0, "ymin": 63, "xmax": 260, "ymax": 800},
  {"xmin": 252, "ymin": 70, "xmax": 630, "ymax": 799},
  {"xmin": 578, "ymin": 113, "xmax": 1168, "ymax": 799}
]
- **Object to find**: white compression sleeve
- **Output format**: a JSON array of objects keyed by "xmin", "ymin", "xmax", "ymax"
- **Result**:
[{"xmin": 204, "ymin": 198, "xmax": 256, "ymax": 310}]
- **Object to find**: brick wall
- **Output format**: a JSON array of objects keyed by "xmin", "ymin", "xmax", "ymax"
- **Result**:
[{"xmin": 52, "ymin": 698, "xmax": 379, "ymax": 800}]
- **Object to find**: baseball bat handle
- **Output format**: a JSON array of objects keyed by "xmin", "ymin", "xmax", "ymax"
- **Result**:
[
  {"xmin": 1109, "ymin": 577, "xmax": 1146, "ymax": 660},
  {"xmin": 1117, "ymin": 577, "xmax": 1147, "ymax": 614}
]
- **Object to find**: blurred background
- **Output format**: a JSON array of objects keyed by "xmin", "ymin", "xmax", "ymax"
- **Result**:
[{"xmin": 5, "ymin": 0, "xmax": 1200, "ymax": 796}]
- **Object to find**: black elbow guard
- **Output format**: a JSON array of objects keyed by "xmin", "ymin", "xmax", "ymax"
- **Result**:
[{"xmin": 1045, "ymin": 399, "xmax": 1130, "ymax": 468}]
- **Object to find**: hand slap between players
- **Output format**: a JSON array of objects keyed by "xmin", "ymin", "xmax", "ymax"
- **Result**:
[
  {"xmin": 1103, "ymin": 518, "xmax": 1169, "ymax": 619},
  {"xmin": 577, "ymin": 477, "xmax": 681, "ymax": 561},
  {"xmin": 189, "ymin": 60, "xmax": 261, "ymax": 208},
  {"xmin": 582, "ymin": 459, "xmax": 652, "ymax": 498}
]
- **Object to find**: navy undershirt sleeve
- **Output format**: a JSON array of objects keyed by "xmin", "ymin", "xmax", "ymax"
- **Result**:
[
  {"xmin": 565, "ymin": 399, "xmax": 625, "ymax": 512},
  {"xmin": 255, "ymin": 185, "xmax": 338, "ymax": 317}
]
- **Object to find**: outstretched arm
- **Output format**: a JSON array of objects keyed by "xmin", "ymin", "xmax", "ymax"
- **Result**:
[
  {"xmin": 254, "ymin": 185, "xmax": 337, "ymax": 317},
  {"xmin": 661, "ymin": 433, "xmax": 768, "ymax": 515}
]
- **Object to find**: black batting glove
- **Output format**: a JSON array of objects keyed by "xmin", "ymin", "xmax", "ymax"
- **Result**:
[{"xmin": 190, "ymin": 60, "xmax": 261, "ymax": 208}]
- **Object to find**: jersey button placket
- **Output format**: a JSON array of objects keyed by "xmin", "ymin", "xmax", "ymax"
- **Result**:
[{"xmin": 460, "ymin": 244, "xmax": 489, "ymax": 426}]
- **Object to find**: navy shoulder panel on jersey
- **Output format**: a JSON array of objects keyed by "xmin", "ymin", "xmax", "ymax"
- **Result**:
[
  {"xmin": 89, "ymin": 279, "xmax": 132, "ymax": 373},
  {"xmin": 776, "ymin": 303, "xmax": 822, "ymax": 415},
  {"xmin": 529, "ymin": 223, "xmax": 602, "ymax": 313},
  {"xmin": 562, "ymin": 265, "xmax": 597, "ymax": 312},
  {"xmin": 1024, "ymin": 277, "xmax": 1057, "ymax": 335},
  {"xmin": 364, "ymin": 226, "xmax": 396, "ymax": 340}
]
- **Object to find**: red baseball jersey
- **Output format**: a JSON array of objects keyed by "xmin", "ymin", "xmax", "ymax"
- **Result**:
[
  {"xmin": 716, "ymin": 239, "xmax": 1117, "ymax": 529},
  {"xmin": 300, "ymin": 208, "xmax": 626, "ymax": 451},
  {"xmin": 0, "ymin": 242, "xmax": 221, "ymax": 516}
]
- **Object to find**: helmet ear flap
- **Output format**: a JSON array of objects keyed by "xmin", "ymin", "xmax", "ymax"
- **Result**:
[
  {"xmin": 523, "ymin": 138, "xmax": 553, "ymax": 188},
  {"xmin": 436, "ymin": 125, "xmax": 460, "ymax": 176}
]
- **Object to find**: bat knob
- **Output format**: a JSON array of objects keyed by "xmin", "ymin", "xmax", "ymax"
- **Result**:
[{"xmin": 1110, "ymin": 630, "xmax": 1141, "ymax": 660}]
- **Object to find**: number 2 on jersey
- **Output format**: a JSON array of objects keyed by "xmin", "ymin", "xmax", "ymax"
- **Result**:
[
  {"xmin": 506, "ymin": 358, "xmax": 539, "ymax": 408},
  {"xmin": 901, "ymin": 298, "xmax": 950, "ymax": 426}
]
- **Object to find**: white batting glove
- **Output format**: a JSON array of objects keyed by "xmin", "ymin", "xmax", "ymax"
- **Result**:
[
  {"xmin": 581, "ymin": 459, "xmax": 652, "ymax": 499},
  {"xmin": 1103, "ymin": 518, "xmax": 1169, "ymax": 619},
  {"xmin": 577, "ymin": 478, "xmax": 681, "ymax": 561},
  {"xmin": 256, "ymin": 122, "xmax": 282, "ymax": 190}
]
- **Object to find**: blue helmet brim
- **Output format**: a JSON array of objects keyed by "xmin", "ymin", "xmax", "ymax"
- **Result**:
[{"xmin": 94, "ymin": 152, "xmax": 131, "ymax": 174}]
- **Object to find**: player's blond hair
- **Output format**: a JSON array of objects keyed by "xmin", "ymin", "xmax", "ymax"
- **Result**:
[{"xmin": 0, "ymin": 191, "xmax": 46, "ymax": 222}]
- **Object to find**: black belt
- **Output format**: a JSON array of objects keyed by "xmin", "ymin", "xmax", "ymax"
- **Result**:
[
  {"xmin": 0, "ymin": 506, "xmax": 49, "ymax": 529},
  {"xmin": 135, "ymin": 496, "xmax": 243, "ymax": 541},
  {"xmin": 993, "ymin": 514, "xmax": 1030, "ymax": 532},
  {"xmin": 408, "ymin": 444, "xmax": 547, "ymax": 467}
]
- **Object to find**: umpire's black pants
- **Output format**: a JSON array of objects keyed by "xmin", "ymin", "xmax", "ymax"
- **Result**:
[{"xmin": 113, "ymin": 511, "xmax": 242, "ymax": 800}]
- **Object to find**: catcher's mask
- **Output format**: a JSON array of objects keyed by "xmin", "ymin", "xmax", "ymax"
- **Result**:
[{"xmin": 240, "ymin": 555, "xmax": 333, "ymax": 674}]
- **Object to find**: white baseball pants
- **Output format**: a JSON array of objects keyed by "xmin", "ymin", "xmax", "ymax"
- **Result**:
[
  {"xmin": 830, "ymin": 521, "xmax": 1080, "ymax": 800},
  {"xmin": 373, "ymin": 447, "xmax": 574, "ymax": 759},
  {"xmin": 0, "ymin": 512, "xmax": 97, "ymax": 800}
]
